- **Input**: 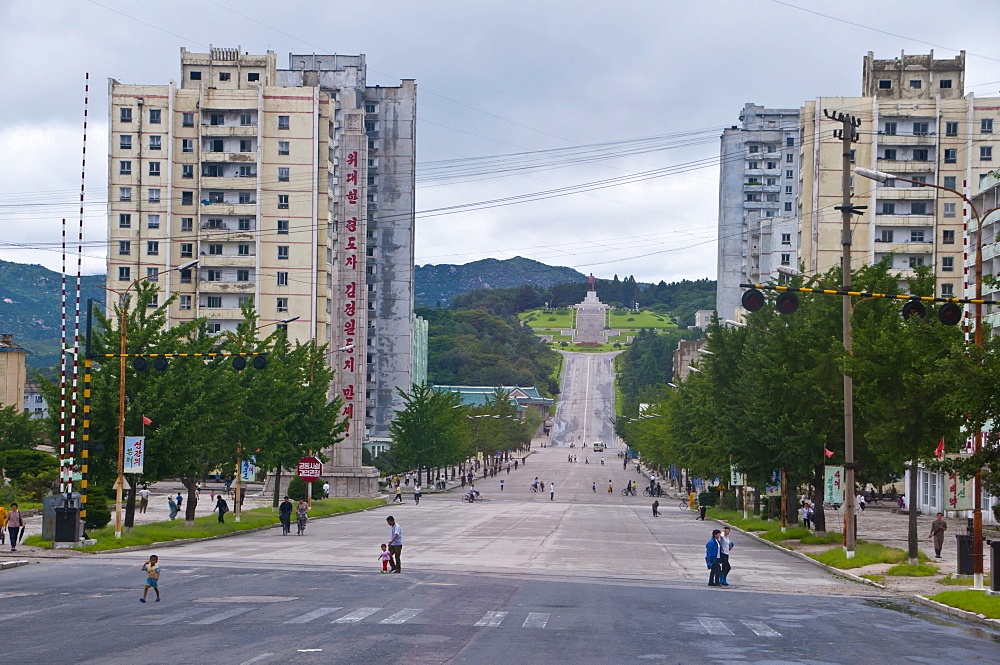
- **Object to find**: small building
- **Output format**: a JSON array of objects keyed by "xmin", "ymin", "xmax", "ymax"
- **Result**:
[
  {"xmin": 23, "ymin": 380, "xmax": 48, "ymax": 419},
  {"xmin": 672, "ymin": 338, "xmax": 707, "ymax": 383},
  {"xmin": 433, "ymin": 385, "xmax": 554, "ymax": 437},
  {"xmin": 0, "ymin": 334, "xmax": 28, "ymax": 410}
]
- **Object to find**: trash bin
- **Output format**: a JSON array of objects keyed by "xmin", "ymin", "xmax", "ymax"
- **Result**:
[
  {"xmin": 989, "ymin": 539, "xmax": 1000, "ymax": 592},
  {"xmin": 956, "ymin": 534, "xmax": 975, "ymax": 576}
]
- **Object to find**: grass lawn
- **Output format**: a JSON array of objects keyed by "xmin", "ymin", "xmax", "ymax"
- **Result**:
[
  {"xmin": 810, "ymin": 541, "xmax": 924, "ymax": 570},
  {"xmin": 606, "ymin": 310, "xmax": 678, "ymax": 329},
  {"xmin": 939, "ymin": 574, "xmax": 992, "ymax": 586},
  {"xmin": 520, "ymin": 309, "xmax": 576, "ymax": 330},
  {"xmin": 534, "ymin": 329, "xmax": 571, "ymax": 336},
  {"xmin": 25, "ymin": 498, "xmax": 382, "ymax": 552},
  {"xmin": 555, "ymin": 343, "xmax": 620, "ymax": 353},
  {"xmin": 861, "ymin": 574, "xmax": 887, "ymax": 583},
  {"xmin": 929, "ymin": 590, "xmax": 1000, "ymax": 619},
  {"xmin": 886, "ymin": 563, "xmax": 939, "ymax": 576}
]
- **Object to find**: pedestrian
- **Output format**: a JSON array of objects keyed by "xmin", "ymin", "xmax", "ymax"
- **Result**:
[
  {"xmin": 215, "ymin": 494, "xmax": 229, "ymax": 523},
  {"xmin": 196, "ymin": 482, "xmax": 202, "ymax": 497},
  {"xmin": 857, "ymin": 492, "xmax": 866, "ymax": 512},
  {"xmin": 6, "ymin": 503, "xmax": 24, "ymax": 552},
  {"xmin": 138, "ymin": 487, "xmax": 151, "ymax": 514},
  {"xmin": 514, "ymin": 460, "xmax": 518, "ymax": 471},
  {"xmin": 719, "ymin": 526, "xmax": 734, "ymax": 586},
  {"xmin": 379, "ymin": 544, "xmax": 391, "ymax": 573},
  {"xmin": 139, "ymin": 555, "xmax": 161, "ymax": 602},
  {"xmin": 413, "ymin": 483, "xmax": 421, "ymax": 505},
  {"xmin": 607, "ymin": 481, "xmax": 612, "ymax": 493},
  {"xmin": 706, "ymin": 529, "xmax": 724, "ymax": 587},
  {"xmin": 167, "ymin": 496, "xmax": 178, "ymax": 520},
  {"xmin": 461, "ymin": 474, "xmax": 466, "ymax": 488},
  {"xmin": 323, "ymin": 481, "xmax": 330, "ymax": 499},
  {"xmin": 404, "ymin": 473, "xmax": 410, "ymax": 486},
  {"xmin": 928, "ymin": 512, "xmax": 948, "ymax": 558},
  {"xmin": 224, "ymin": 476, "xmax": 233, "ymax": 493},
  {"xmin": 210, "ymin": 489, "xmax": 215, "ymax": 501},
  {"xmin": 801, "ymin": 503, "xmax": 813, "ymax": 530},
  {"xmin": 499, "ymin": 479, "xmax": 504, "ymax": 492},
  {"xmin": 0, "ymin": 503, "xmax": 6, "ymax": 545},
  {"xmin": 550, "ymin": 484, "xmax": 555, "ymax": 501},
  {"xmin": 175, "ymin": 493, "xmax": 183, "ymax": 511},
  {"xmin": 698, "ymin": 503, "xmax": 707, "ymax": 521},
  {"xmin": 394, "ymin": 484, "xmax": 403, "ymax": 504},
  {"xmin": 652, "ymin": 500, "xmax": 659, "ymax": 517},
  {"xmin": 592, "ymin": 482, "xmax": 596, "ymax": 493},
  {"xmin": 386, "ymin": 516, "xmax": 402, "ymax": 573},
  {"xmin": 507, "ymin": 464, "xmax": 511, "ymax": 474}
]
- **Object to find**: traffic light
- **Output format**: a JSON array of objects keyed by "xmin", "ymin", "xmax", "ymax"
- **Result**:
[
  {"xmin": 153, "ymin": 357, "xmax": 169, "ymax": 371},
  {"xmin": 938, "ymin": 303, "xmax": 962, "ymax": 326},
  {"xmin": 775, "ymin": 292, "xmax": 799, "ymax": 314},
  {"xmin": 232, "ymin": 356, "xmax": 247, "ymax": 371},
  {"xmin": 901, "ymin": 301, "xmax": 926, "ymax": 320},
  {"xmin": 253, "ymin": 355, "xmax": 268, "ymax": 370},
  {"xmin": 742, "ymin": 289, "xmax": 765, "ymax": 312},
  {"xmin": 133, "ymin": 357, "xmax": 148, "ymax": 371}
]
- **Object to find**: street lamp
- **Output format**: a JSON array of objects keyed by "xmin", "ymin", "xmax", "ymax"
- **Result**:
[
  {"xmin": 103, "ymin": 259, "xmax": 198, "ymax": 539},
  {"xmin": 855, "ymin": 167, "xmax": 1000, "ymax": 588}
]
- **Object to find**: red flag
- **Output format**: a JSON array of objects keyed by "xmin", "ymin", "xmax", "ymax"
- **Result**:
[
  {"xmin": 935, "ymin": 439, "xmax": 945, "ymax": 459},
  {"xmin": 823, "ymin": 448, "xmax": 834, "ymax": 458},
  {"xmin": 142, "ymin": 416, "xmax": 152, "ymax": 426}
]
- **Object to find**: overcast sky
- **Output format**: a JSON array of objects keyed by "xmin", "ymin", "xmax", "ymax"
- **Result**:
[{"xmin": 3, "ymin": 0, "xmax": 1000, "ymax": 284}]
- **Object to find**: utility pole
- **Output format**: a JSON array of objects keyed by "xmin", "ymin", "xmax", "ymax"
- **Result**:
[{"xmin": 825, "ymin": 109, "xmax": 865, "ymax": 558}]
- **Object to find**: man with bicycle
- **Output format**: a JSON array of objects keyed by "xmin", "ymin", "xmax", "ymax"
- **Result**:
[{"xmin": 278, "ymin": 496, "xmax": 293, "ymax": 535}]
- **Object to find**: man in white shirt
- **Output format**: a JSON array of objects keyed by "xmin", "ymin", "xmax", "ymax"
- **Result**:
[
  {"xmin": 386, "ymin": 516, "xmax": 403, "ymax": 573},
  {"xmin": 719, "ymin": 526, "xmax": 735, "ymax": 586},
  {"xmin": 137, "ymin": 487, "xmax": 151, "ymax": 514},
  {"xmin": 322, "ymin": 481, "xmax": 330, "ymax": 499}
]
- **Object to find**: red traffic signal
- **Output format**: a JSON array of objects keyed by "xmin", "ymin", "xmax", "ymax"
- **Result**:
[
  {"xmin": 901, "ymin": 301, "xmax": 926, "ymax": 320},
  {"xmin": 742, "ymin": 289, "xmax": 765, "ymax": 312},
  {"xmin": 776, "ymin": 292, "xmax": 799, "ymax": 314},
  {"xmin": 938, "ymin": 303, "xmax": 962, "ymax": 326}
]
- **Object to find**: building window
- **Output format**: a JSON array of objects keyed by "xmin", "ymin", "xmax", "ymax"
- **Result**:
[
  {"xmin": 118, "ymin": 267, "xmax": 130, "ymax": 281},
  {"xmin": 147, "ymin": 241, "xmax": 159, "ymax": 256},
  {"xmin": 981, "ymin": 146, "xmax": 993, "ymax": 161},
  {"xmin": 148, "ymin": 189, "xmax": 160, "ymax": 204},
  {"xmin": 240, "ymin": 139, "xmax": 252, "ymax": 152},
  {"xmin": 784, "ymin": 202, "xmax": 792, "ymax": 211},
  {"xmin": 944, "ymin": 202, "xmax": 957, "ymax": 218},
  {"xmin": 118, "ymin": 240, "xmax": 131, "ymax": 255},
  {"xmin": 147, "ymin": 214, "xmax": 159, "ymax": 229},
  {"xmin": 277, "ymin": 271, "xmax": 288, "ymax": 286},
  {"xmin": 278, "ymin": 246, "xmax": 289, "ymax": 260},
  {"xmin": 765, "ymin": 193, "xmax": 779, "ymax": 202},
  {"xmin": 765, "ymin": 210, "xmax": 775, "ymax": 218},
  {"xmin": 240, "ymin": 113, "xmax": 253, "ymax": 126},
  {"xmin": 207, "ymin": 270, "xmax": 222, "ymax": 282},
  {"xmin": 942, "ymin": 229, "xmax": 956, "ymax": 244},
  {"xmin": 209, "ymin": 113, "xmax": 224, "ymax": 126},
  {"xmin": 748, "ymin": 145, "xmax": 759, "ymax": 153},
  {"xmin": 278, "ymin": 167, "xmax": 290, "ymax": 182},
  {"xmin": 278, "ymin": 115, "xmax": 290, "ymax": 130},
  {"xmin": 909, "ymin": 256, "xmax": 925, "ymax": 268},
  {"xmin": 883, "ymin": 148, "xmax": 897, "ymax": 161},
  {"xmin": 149, "ymin": 108, "xmax": 161, "ymax": 124},
  {"xmin": 119, "ymin": 160, "xmax": 132, "ymax": 175},
  {"xmin": 941, "ymin": 283, "xmax": 954, "ymax": 297},
  {"xmin": 879, "ymin": 230, "xmax": 894, "ymax": 243},
  {"xmin": 982, "ymin": 118, "xmax": 994, "ymax": 134},
  {"xmin": 880, "ymin": 202, "xmax": 895, "ymax": 215},
  {"xmin": 766, "ymin": 161, "xmax": 777, "ymax": 170},
  {"xmin": 944, "ymin": 149, "xmax": 957, "ymax": 164},
  {"xmin": 780, "ymin": 233, "xmax": 791, "ymax": 245},
  {"xmin": 913, "ymin": 122, "xmax": 929, "ymax": 136},
  {"xmin": 239, "ymin": 165, "xmax": 254, "ymax": 177},
  {"xmin": 765, "ymin": 177, "xmax": 776, "ymax": 186},
  {"xmin": 878, "ymin": 80, "xmax": 891, "ymax": 89},
  {"xmin": 748, "ymin": 161, "xmax": 758, "ymax": 169},
  {"xmin": 149, "ymin": 135, "xmax": 161, "ymax": 150},
  {"xmin": 910, "ymin": 80, "xmax": 922, "ymax": 89},
  {"xmin": 277, "ymin": 220, "xmax": 289, "ymax": 234},
  {"xmin": 785, "ymin": 153, "xmax": 793, "ymax": 163},
  {"xmin": 207, "ymin": 296, "xmax": 222, "ymax": 308},
  {"xmin": 277, "ymin": 297, "xmax": 289, "ymax": 312},
  {"xmin": 237, "ymin": 269, "xmax": 250, "ymax": 281},
  {"xmin": 943, "ymin": 176, "xmax": 957, "ymax": 189},
  {"xmin": 238, "ymin": 244, "xmax": 250, "ymax": 256},
  {"xmin": 208, "ymin": 244, "xmax": 223, "ymax": 255},
  {"xmin": 207, "ymin": 323, "xmax": 222, "ymax": 333},
  {"xmin": 943, "ymin": 122, "xmax": 958, "ymax": 137},
  {"xmin": 767, "ymin": 145, "xmax": 776, "ymax": 153},
  {"xmin": 189, "ymin": 71, "xmax": 202, "ymax": 81},
  {"xmin": 146, "ymin": 267, "xmax": 158, "ymax": 282},
  {"xmin": 913, "ymin": 149, "xmax": 928, "ymax": 162},
  {"xmin": 911, "ymin": 230, "xmax": 925, "ymax": 243},
  {"xmin": 181, "ymin": 191, "xmax": 193, "ymax": 205},
  {"xmin": 248, "ymin": 72, "xmax": 260, "ymax": 82},
  {"xmin": 180, "ymin": 243, "xmax": 193, "ymax": 258},
  {"xmin": 238, "ymin": 218, "xmax": 252, "ymax": 231},
  {"xmin": 120, "ymin": 135, "xmax": 132, "ymax": 150},
  {"xmin": 883, "ymin": 122, "xmax": 897, "ymax": 136},
  {"xmin": 181, "ymin": 217, "xmax": 193, "ymax": 232},
  {"xmin": 278, "ymin": 141, "xmax": 290, "ymax": 156},
  {"xmin": 182, "ymin": 138, "xmax": 193, "ymax": 153},
  {"xmin": 208, "ymin": 139, "xmax": 224, "ymax": 153},
  {"xmin": 785, "ymin": 170, "xmax": 794, "ymax": 179},
  {"xmin": 942, "ymin": 256, "xmax": 954, "ymax": 272},
  {"xmin": 180, "ymin": 269, "xmax": 192, "ymax": 283},
  {"xmin": 219, "ymin": 72, "xmax": 231, "ymax": 82},
  {"xmin": 148, "ymin": 162, "xmax": 160, "ymax": 177},
  {"xmin": 182, "ymin": 164, "xmax": 194, "ymax": 179},
  {"xmin": 911, "ymin": 202, "xmax": 928, "ymax": 215},
  {"xmin": 278, "ymin": 195, "xmax": 289, "ymax": 209},
  {"xmin": 365, "ymin": 103, "xmax": 376, "ymax": 113},
  {"xmin": 179, "ymin": 295, "xmax": 192, "ymax": 310},
  {"xmin": 940, "ymin": 79, "xmax": 953, "ymax": 89},
  {"xmin": 745, "ymin": 193, "xmax": 759, "ymax": 202},
  {"xmin": 785, "ymin": 186, "xmax": 793, "ymax": 195},
  {"xmin": 147, "ymin": 294, "xmax": 158, "ymax": 308},
  {"xmin": 118, "ymin": 213, "xmax": 132, "ymax": 228},
  {"xmin": 780, "ymin": 253, "xmax": 791, "ymax": 266},
  {"xmin": 119, "ymin": 107, "xmax": 132, "ymax": 123},
  {"xmin": 786, "ymin": 137, "xmax": 794, "ymax": 147},
  {"xmin": 365, "ymin": 120, "xmax": 376, "ymax": 132},
  {"xmin": 119, "ymin": 187, "xmax": 132, "ymax": 202},
  {"xmin": 235, "ymin": 192, "xmax": 251, "ymax": 204},
  {"xmin": 911, "ymin": 175, "xmax": 926, "ymax": 187},
  {"xmin": 182, "ymin": 112, "xmax": 194, "ymax": 127}
]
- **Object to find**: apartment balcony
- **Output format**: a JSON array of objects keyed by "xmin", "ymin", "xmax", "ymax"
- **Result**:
[
  {"xmin": 874, "ymin": 241, "xmax": 932, "ymax": 254},
  {"xmin": 201, "ymin": 203, "xmax": 257, "ymax": 216},
  {"xmin": 742, "ymin": 184, "xmax": 781, "ymax": 193},
  {"xmin": 876, "ymin": 159, "xmax": 936, "ymax": 173},
  {"xmin": 200, "ymin": 125, "xmax": 257, "ymax": 137},
  {"xmin": 877, "ymin": 133, "xmax": 936, "ymax": 145},
  {"xmin": 200, "ymin": 255, "xmax": 256, "ymax": 268},
  {"xmin": 202, "ymin": 308, "xmax": 245, "ymax": 320},
  {"xmin": 873, "ymin": 213, "xmax": 935, "ymax": 226},
  {"xmin": 880, "ymin": 188, "xmax": 936, "ymax": 200},
  {"xmin": 197, "ymin": 281, "xmax": 256, "ymax": 294},
  {"xmin": 201, "ymin": 176, "xmax": 256, "ymax": 190},
  {"xmin": 200, "ymin": 228, "xmax": 255, "ymax": 242},
  {"xmin": 201, "ymin": 152, "xmax": 258, "ymax": 163}
]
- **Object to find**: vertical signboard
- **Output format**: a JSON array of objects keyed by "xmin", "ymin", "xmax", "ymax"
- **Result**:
[
  {"xmin": 765, "ymin": 469, "xmax": 782, "ymax": 497},
  {"xmin": 824, "ymin": 465, "xmax": 845, "ymax": 505},
  {"xmin": 946, "ymin": 472, "xmax": 973, "ymax": 511},
  {"xmin": 729, "ymin": 466, "xmax": 746, "ymax": 487},
  {"xmin": 240, "ymin": 456, "xmax": 256, "ymax": 482},
  {"xmin": 123, "ymin": 436, "xmax": 145, "ymax": 474}
]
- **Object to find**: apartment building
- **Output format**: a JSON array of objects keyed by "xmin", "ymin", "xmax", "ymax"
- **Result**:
[
  {"xmin": 716, "ymin": 104, "xmax": 801, "ymax": 322},
  {"xmin": 106, "ymin": 47, "xmax": 416, "ymax": 496},
  {"xmin": 799, "ymin": 51, "xmax": 1000, "ymax": 300},
  {"xmin": 968, "ymin": 176, "xmax": 1000, "ymax": 335}
]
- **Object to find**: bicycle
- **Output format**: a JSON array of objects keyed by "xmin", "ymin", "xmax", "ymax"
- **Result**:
[
  {"xmin": 463, "ymin": 493, "xmax": 481, "ymax": 503},
  {"xmin": 280, "ymin": 515, "xmax": 291, "ymax": 536},
  {"xmin": 530, "ymin": 485, "xmax": 539, "ymax": 493},
  {"xmin": 621, "ymin": 487, "xmax": 636, "ymax": 496},
  {"xmin": 296, "ymin": 513, "xmax": 307, "ymax": 535},
  {"xmin": 678, "ymin": 500, "xmax": 690, "ymax": 511}
]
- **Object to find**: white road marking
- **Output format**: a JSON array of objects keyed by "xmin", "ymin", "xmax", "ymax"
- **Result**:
[
  {"xmin": 192, "ymin": 606, "xmax": 255, "ymax": 624},
  {"xmin": 475, "ymin": 611, "xmax": 508, "ymax": 627},
  {"xmin": 332, "ymin": 607, "xmax": 381, "ymax": 623},
  {"xmin": 523, "ymin": 612, "xmax": 549, "ymax": 628},
  {"xmin": 285, "ymin": 607, "xmax": 342, "ymax": 624},
  {"xmin": 139, "ymin": 607, "xmax": 214, "ymax": 625},
  {"xmin": 238, "ymin": 653, "xmax": 274, "ymax": 665},
  {"xmin": 698, "ymin": 618, "xmax": 734, "ymax": 635},
  {"xmin": 379, "ymin": 608, "xmax": 422, "ymax": 624},
  {"xmin": 741, "ymin": 620, "xmax": 781, "ymax": 637}
]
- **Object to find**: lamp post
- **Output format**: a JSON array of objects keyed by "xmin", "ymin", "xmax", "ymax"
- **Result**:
[
  {"xmin": 101, "ymin": 259, "xmax": 198, "ymax": 539},
  {"xmin": 855, "ymin": 167, "xmax": 1000, "ymax": 589}
]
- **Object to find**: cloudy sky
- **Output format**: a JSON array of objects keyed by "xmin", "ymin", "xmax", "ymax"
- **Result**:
[{"xmin": 3, "ymin": 0, "xmax": 1000, "ymax": 284}]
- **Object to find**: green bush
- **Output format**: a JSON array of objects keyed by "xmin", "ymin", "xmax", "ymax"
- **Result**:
[
  {"xmin": 0, "ymin": 450, "xmax": 57, "ymax": 479},
  {"xmin": 719, "ymin": 491, "xmax": 738, "ymax": 511},
  {"xmin": 287, "ymin": 475, "xmax": 323, "ymax": 501},
  {"xmin": 12, "ymin": 469, "xmax": 58, "ymax": 501},
  {"xmin": 698, "ymin": 489, "xmax": 718, "ymax": 507},
  {"xmin": 84, "ymin": 493, "xmax": 111, "ymax": 530}
]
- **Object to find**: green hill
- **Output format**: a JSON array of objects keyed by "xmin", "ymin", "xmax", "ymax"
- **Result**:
[{"xmin": 415, "ymin": 256, "xmax": 586, "ymax": 307}]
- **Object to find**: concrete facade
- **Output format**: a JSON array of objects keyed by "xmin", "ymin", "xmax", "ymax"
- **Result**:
[
  {"xmin": 672, "ymin": 338, "xmax": 707, "ymax": 383},
  {"xmin": 717, "ymin": 104, "xmax": 801, "ymax": 322},
  {"xmin": 23, "ymin": 380, "xmax": 48, "ymax": 419},
  {"xmin": 967, "ymin": 177, "xmax": 1000, "ymax": 336},
  {"xmin": 0, "ymin": 335, "xmax": 28, "ymax": 410},
  {"xmin": 106, "ymin": 48, "xmax": 416, "ymax": 496}
]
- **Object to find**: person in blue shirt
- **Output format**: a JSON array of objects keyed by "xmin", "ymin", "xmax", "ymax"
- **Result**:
[{"xmin": 705, "ymin": 529, "xmax": 724, "ymax": 586}]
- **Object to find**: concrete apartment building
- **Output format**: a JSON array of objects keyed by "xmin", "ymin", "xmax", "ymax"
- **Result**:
[
  {"xmin": 716, "ymin": 104, "xmax": 801, "ymax": 322},
  {"xmin": 106, "ymin": 47, "xmax": 416, "ymax": 496},
  {"xmin": 799, "ymin": 51, "xmax": 1000, "ymax": 299}
]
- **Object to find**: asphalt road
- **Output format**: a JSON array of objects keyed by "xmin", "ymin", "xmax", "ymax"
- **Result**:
[{"xmin": 550, "ymin": 350, "xmax": 619, "ymax": 447}]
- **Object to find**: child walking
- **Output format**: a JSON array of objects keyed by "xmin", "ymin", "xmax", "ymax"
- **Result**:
[
  {"xmin": 379, "ymin": 544, "xmax": 391, "ymax": 573},
  {"xmin": 140, "ymin": 555, "xmax": 161, "ymax": 602}
]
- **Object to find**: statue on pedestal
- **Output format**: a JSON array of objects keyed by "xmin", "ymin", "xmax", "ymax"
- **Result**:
[{"xmin": 588, "ymin": 273, "xmax": 595, "ymax": 292}]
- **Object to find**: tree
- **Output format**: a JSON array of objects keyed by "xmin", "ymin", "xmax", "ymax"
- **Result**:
[
  {"xmin": 0, "ymin": 405, "xmax": 43, "ymax": 452},
  {"xmin": 389, "ymin": 384, "xmax": 468, "ymax": 485}
]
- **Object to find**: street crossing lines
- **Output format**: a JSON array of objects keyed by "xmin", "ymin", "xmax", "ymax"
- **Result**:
[
  {"xmin": 690, "ymin": 616, "xmax": 783, "ymax": 638},
  {"xmin": 192, "ymin": 607, "xmax": 255, "ymax": 624},
  {"xmin": 697, "ymin": 618, "xmax": 734, "ymax": 636},
  {"xmin": 522, "ymin": 612, "xmax": 549, "ymax": 628},
  {"xmin": 285, "ymin": 607, "xmax": 342, "ymax": 624},
  {"xmin": 332, "ymin": 607, "xmax": 381, "ymax": 623},
  {"xmin": 475, "ymin": 611, "xmax": 508, "ymax": 627},
  {"xmin": 379, "ymin": 608, "xmax": 423, "ymax": 624},
  {"xmin": 137, "ymin": 607, "xmax": 214, "ymax": 625},
  {"xmin": 740, "ymin": 620, "xmax": 782, "ymax": 637}
]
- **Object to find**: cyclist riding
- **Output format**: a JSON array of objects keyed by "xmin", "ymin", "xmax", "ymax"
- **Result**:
[
  {"xmin": 278, "ymin": 496, "xmax": 293, "ymax": 535},
  {"xmin": 296, "ymin": 499, "xmax": 308, "ymax": 535}
]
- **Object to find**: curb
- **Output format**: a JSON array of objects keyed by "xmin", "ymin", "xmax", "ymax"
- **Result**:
[
  {"xmin": 0, "ymin": 560, "xmax": 31, "ymax": 570},
  {"xmin": 912, "ymin": 594, "xmax": 1000, "ymax": 629},
  {"xmin": 86, "ymin": 503, "xmax": 389, "ymax": 555},
  {"xmin": 713, "ymin": 518, "xmax": 886, "ymax": 590}
]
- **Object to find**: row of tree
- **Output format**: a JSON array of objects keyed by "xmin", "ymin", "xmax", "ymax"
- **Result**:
[{"xmin": 619, "ymin": 259, "xmax": 1000, "ymax": 562}]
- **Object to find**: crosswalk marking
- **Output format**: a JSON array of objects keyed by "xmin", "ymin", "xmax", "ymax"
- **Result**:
[
  {"xmin": 740, "ymin": 620, "xmax": 781, "ymax": 637},
  {"xmin": 139, "ymin": 607, "xmax": 214, "ymax": 625},
  {"xmin": 332, "ymin": 608, "xmax": 381, "ymax": 624},
  {"xmin": 698, "ymin": 618, "xmax": 734, "ymax": 636},
  {"xmin": 475, "ymin": 611, "xmax": 508, "ymax": 627},
  {"xmin": 522, "ymin": 612, "xmax": 549, "ymax": 629},
  {"xmin": 285, "ymin": 607, "xmax": 343, "ymax": 624},
  {"xmin": 192, "ymin": 607, "xmax": 255, "ymax": 625},
  {"xmin": 379, "ymin": 608, "xmax": 422, "ymax": 625}
]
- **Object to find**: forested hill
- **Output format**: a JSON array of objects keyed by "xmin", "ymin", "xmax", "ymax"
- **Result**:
[{"xmin": 415, "ymin": 256, "xmax": 586, "ymax": 307}]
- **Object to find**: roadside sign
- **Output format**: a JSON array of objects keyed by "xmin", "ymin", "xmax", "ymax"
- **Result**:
[
  {"xmin": 240, "ymin": 456, "xmax": 256, "ymax": 482},
  {"xmin": 765, "ymin": 470, "xmax": 782, "ymax": 497},
  {"xmin": 730, "ymin": 466, "xmax": 746, "ymax": 487},
  {"xmin": 824, "ymin": 465, "xmax": 845, "ymax": 505},
  {"xmin": 124, "ymin": 436, "xmax": 145, "ymax": 474},
  {"xmin": 297, "ymin": 456, "xmax": 322, "ymax": 482}
]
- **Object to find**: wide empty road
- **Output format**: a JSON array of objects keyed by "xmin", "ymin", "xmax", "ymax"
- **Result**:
[{"xmin": 550, "ymin": 350, "xmax": 619, "ymax": 447}]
